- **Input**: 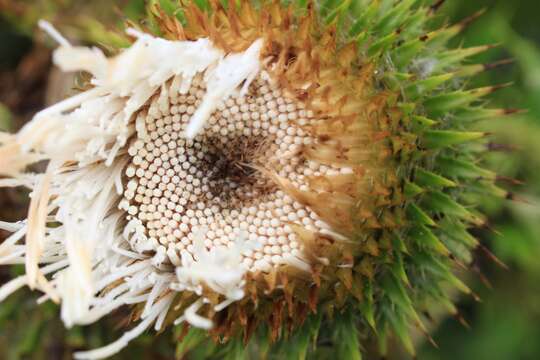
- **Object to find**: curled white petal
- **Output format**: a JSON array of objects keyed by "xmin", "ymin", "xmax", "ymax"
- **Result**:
[{"xmin": 185, "ymin": 38, "xmax": 263, "ymax": 138}]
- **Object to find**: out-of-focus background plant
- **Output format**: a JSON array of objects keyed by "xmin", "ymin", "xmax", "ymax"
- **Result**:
[
  {"xmin": 0, "ymin": 0, "xmax": 539, "ymax": 359},
  {"xmin": 419, "ymin": 1, "xmax": 540, "ymax": 359}
]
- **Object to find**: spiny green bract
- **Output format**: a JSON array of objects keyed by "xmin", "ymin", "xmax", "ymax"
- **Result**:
[
  {"xmin": 319, "ymin": 1, "xmax": 509, "ymax": 359},
  {"xmin": 174, "ymin": 0, "xmax": 511, "ymax": 358},
  {"xmin": 2, "ymin": 0, "xmax": 515, "ymax": 358}
]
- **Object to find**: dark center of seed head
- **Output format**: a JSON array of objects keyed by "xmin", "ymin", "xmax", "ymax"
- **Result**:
[{"xmin": 199, "ymin": 135, "xmax": 275, "ymax": 205}]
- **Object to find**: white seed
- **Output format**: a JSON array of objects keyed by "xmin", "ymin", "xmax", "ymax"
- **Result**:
[{"xmin": 120, "ymin": 73, "xmax": 328, "ymax": 272}]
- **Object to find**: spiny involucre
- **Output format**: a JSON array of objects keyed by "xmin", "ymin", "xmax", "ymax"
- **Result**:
[{"xmin": 0, "ymin": 0, "xmax": 515, "ymax": 359}]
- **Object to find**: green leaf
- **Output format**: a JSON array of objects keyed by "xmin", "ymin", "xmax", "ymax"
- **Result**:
[
  {"xmin": 439, "ymin": 218, "xmax": 478, "ymax": 248},
  {"xmin": 414, "ymin": 252, "xmax": 471, "ymax": 295},
  {"xmin": 422, "ymin": 130, "xmax": 485, "ymax": 149},
  {"xmin": 393, "ymin": 38, "xmax": 426, "ymax": 69},
  {"xmin": 436, "ymin": 156, "xmax": 495, "ymax": 179},
  {"xmin": 0, "ymin": 103, "xmax": 13, "ymax": 132},
  {"xmin": 404, "ymin": 181, "xmax": 424, "ymax": 198},
  {"xmin": 424, "ymin": 87, "xmax": 493, "ymax": 114},
  {"xmin": 381, "ymin": 304, "xmax": 415, "ymax": 356},
  {"xmin": 423, "ymin": 191, "xmax": 477, "ymax": 222},
  {"xmin": 324, "ymin": 0, "xmax": 352, "ymax": 24},
  {"xmin": 14, "ymin": 314, "xmax": 44, "ymax": 356},
  {"xmin": 159, "ymin": 0, "xmax": 177, "ymax": 15},
  {"xmin": 391, "ymin": 252, "xmax": 410, "ymax": 286},
  {"xmin": 373, "ymin": 0, "xmax": 416, "ymax": 35},
  {"xmin": 392, "ymin": 232, "xmax": 409, "ymax": 254},
  {"xmin": 408, "ymin": 225, "xmax": 449, "ymax": 255},
  {"xmin": 368, "ymin": 33, "xmax": 398, "ymax": 56},
  {"xmin": 405, "ymin": 73, "xmax": 455, "ymax": 99},
  {"xmin": 411, "ymin": 115, "xmax": 438, "ymax": 128},
  {"xmin": 349, "ymin": 0, "xmax": 380, "ymax": 36},
  {"xmin": 382, "ymin": 72, "xmax": 414, "ymax": 91},
  {"xmin": 221, "ymin": 338, "xmax": 247, "ymax": 360},
  {"xmin": 415, "ymin": 168, "xmax": 457, "ymax": 188},
  {"xmin": 334, "ymin": 310, "xmax": 363, "ymax": 360},
  {"xmin": 175, "ymin": 327, "xmax": 208, "ymax": 359},
  {"xmin": 407, "ymin": 203, "xmax": 436, "ymax": 226},
  {"xmin": 359, "ymin": 279, "xmax": 376, "ymax": 330},
  {"xmin": 454, "ymin": 107, "xmax": 520, "ymax": 122},
  {"xmin": 431, "ymin": 45, "xmax": 494, "ymax": 72}
]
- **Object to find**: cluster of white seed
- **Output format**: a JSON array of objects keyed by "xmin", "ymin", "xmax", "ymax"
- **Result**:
[{"xmin": 120, "ymin": 73, "xmax": 338, "ymax": 272}]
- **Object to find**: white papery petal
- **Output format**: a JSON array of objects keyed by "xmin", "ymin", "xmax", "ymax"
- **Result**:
[{"xmin": 0, "ymin": 22, "xmax": 266, "ymax": 360}]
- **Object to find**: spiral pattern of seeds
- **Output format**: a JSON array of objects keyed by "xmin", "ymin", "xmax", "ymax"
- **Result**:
[{"xmin": 120, "ymin": 72, "xmax": 351, "ymax": 271}]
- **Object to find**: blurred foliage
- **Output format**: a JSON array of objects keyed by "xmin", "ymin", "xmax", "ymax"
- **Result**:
[
  {"xmin": 0, "ymin": 285, "xmax": 177, "ymax": 360},
  {"xmin": 0, "ymin": 0, "xmax": 144, "ymax": 50},
  {"xmin": 418, "ymin": 1, "xmax": 540, "ymax": 360},
  {"xmin": 0, "ymin": 0, "xmax": 539, "ymax": 359},
  {"xmin": 0, "ymin": 103, "xmax": 11, "ymax": 131}
]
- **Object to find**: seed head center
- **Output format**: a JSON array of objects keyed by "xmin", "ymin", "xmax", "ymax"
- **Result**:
[{"xmin": 120, "ymin": 73, "xmax": 337, "ymax": 271}]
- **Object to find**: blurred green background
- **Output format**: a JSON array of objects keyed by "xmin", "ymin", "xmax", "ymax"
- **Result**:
[
  {"xmin": 1, "ymin": 0, "xmax": 539, "ymax": 359},
  {"xmin": 419, "ymin": 1, "xmax": 540, "ymax": 359}
]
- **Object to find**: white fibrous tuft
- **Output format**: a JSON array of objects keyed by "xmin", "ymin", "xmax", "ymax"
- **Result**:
[
  {"xmin": 0, "ymin": 22, "xmax": 270, "ymax": 359},
  {"xmin": 184, "ymin": 39, "xmax": 263, "ymax": 138},
  {"xmin": 173, "ymin": 228, "xmax": 249, "ymax": 327},
  {"xmin": 0, "ymin": 18, "xmax": 352, "ymax": 358}
]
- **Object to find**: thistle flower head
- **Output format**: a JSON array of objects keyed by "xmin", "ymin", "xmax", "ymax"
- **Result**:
[{"xmin": 0, "ymin": 1, "xmax": 512, "ymax": 359}]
